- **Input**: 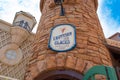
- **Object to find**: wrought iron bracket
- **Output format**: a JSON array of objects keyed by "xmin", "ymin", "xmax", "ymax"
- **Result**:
[{"xmin": 54, "ymin": 0, "xmax": 65, "ymax": 16}]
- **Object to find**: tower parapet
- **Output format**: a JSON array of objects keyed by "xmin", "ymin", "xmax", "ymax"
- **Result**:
[{"xmin": 11, "ymin": 11, "xmax": 36, "ymax": 46}]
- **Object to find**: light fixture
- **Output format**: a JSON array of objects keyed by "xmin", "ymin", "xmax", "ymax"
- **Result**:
[{"xmin": 54, "ymin": 0, "xmax": 65, "ymax": 16}]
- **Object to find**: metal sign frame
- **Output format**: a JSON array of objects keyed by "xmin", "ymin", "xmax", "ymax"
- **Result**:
[{"xmin": 48, "ymin": 24, "xmax": 76, "ymax": 52}]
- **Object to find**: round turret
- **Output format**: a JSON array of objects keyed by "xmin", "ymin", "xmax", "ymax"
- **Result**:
[{"xmin": 26, "ymin": 0, "xmax": 113, "ymax": 80}]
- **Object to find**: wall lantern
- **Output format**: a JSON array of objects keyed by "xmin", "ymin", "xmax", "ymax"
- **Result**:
[{"xmin": 54, "ymin": 0, "xmax": 65, "ymax": 16}]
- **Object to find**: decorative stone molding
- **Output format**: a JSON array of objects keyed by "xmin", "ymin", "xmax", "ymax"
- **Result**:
[
  {"xmin": 0, "ymin": 44, "xmax": 22, "ymax": 66},
  {"xmin": 0, "ymin": 11, "xmax": 36, "ymax": 80},
  {"xmin": 11, "ymin": 27, "xmax": 30, "ymax": 46},
  {"xmin": 0, "ymin": 19, "xmax": 11, "ymax": 32},
  {"xmin": 13, "ymin": 11, "xmax": 37, "ymax": 31},
  {"xmin": 106, "ymin": 39, "xmax": 120, "ymax": 49}
]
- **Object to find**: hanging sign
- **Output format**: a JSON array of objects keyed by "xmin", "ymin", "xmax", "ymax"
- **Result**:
[{"xmin": 48, "ymin": 24, "xmax": 76, "ymax": 52}]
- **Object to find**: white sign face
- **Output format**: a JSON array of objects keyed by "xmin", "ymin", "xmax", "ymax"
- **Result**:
[{"xmin": 49, "ymin": 24, "xmax": 76, "ymax": 52}]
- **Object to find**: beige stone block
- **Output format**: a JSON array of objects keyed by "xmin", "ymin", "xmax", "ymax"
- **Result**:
[
  {"xmin": 83, "ymin": 13, "xmax": 91, "ymax": 19},
  {"xmin": 25, "ymin": 76, "xmax": 33, "ymax": 80},
  {"xmin": 88, "ymin": 37, "xmax": 99, "ymax": 44},
  {"xmin": 47, "ymin": 50, "xmax": 56, "ymax": 54},
  {"xmin": 38, "ymin": 50, "xmax": 47, "ymax": 55},
  {"xmin": 37, "ymin": 55, "xmax": 46, "ymax": 61},
  {"xmin": 77, "ymin": 43, "xmax": 87, "ymax": 49},
  {"xmin": 100, "ymin": 54, "xmax": 108, "ymax": 61},
  {"xmin": 73, "ymin": 11, "xmax": 81, "ymax": 15},
  {"xmin": 46, "ymin": 56, "xmax": 56, "ymax": 69},
  {"xmin": 65, "ymin": 10, "xmax": 73, "ymax": 14},
  {"xmin": 67, "ymin": 18, "xmax": 75, "ymax": 23},
  {"xmin": 56, "ymin": 54, "xmax": 66, "ymax": 67},
  {"xmin": 75, "ymin": 58, "xmax": 86, "ymax": 73},
  {"xmin": 101, "ymin": 59, "xmax": 110, "ymax": 66},
  {"xmin": 66, "ymin": 56, "xmax": 77, "ymax": 69},
  {"xmin": 76, "ymin": 8, "xmax": 83, "ymax": 13},
  {"xmin": 87, "ymin": 46, "xmax": 98, "ymax": 51},
  {"xmin": 51, "ymin": 15, "xmax": 60, "ymax": 21},
  {"xmin": 30, "ymin": 65, "xmax": 39, "ymax": 78},
  {"xmin": 0, "ymin": 19, "xmax": 11, "ymax": 32},
  {"xmin": 84, "ymin": 61, "xmax": 94, "ymax": 73},
  {"xmin": 77, "ymin": 35, "xmax": 88, "ymax": 40},
  {"xmin": 69, "ymin": 49, "xmax": 78, "ymax": 54},
  {"xmin": 86, "ymin": 51, "xmax": 99, "ymax": 57},
  {"xmin": 79, "ymin": 26, "xmax": 90, "ymax": 32},
  {"xmin": 11, "ymin": 27, "xmax": 30, "ymax": 46},
  {"xmin": 86, "ymin": 31, "xmax": 98, "ymax": 38},
  {"xmin": 28, "ymin": 33, "xmax": 35, "ymax": 42},
  {"xmin": 92, "ymin": 57, "xmax": 102, "ymax": 64},
  {"xmin": 77, "ymin": 49, "xmax": 86, "ymax": 54},
  {"xmin": 37, "ymin": 60, "xmax": 46, "ymax": 72},
  {"xmin": 99, "ymin": 48, "xmax": 107, "ymax": 55}
]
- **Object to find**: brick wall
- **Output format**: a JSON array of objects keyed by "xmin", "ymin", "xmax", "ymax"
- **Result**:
[{"xmin": 26, "ymin": 0, "xmax": 113, "ymax": 80}]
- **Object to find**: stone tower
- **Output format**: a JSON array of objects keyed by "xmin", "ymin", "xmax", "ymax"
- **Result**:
[{"xmin": 26, "ymin": 0, "xmax": 113, "ymax": 80}]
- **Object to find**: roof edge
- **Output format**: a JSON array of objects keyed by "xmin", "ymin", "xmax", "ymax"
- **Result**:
[
  {"xmin": 40, "ymin": 0, "xmax": 45, "ymax": 12},
  {"xmin": 108, "ymin": 32, "xmax": 120, "ymax": 39},
  {"xmin": 0, "ymin": 19, "xmax": 12, "ymax": 27},
  {"xmin": 94, "ymin": 0, "xmax": 98, "ymax": 11}
]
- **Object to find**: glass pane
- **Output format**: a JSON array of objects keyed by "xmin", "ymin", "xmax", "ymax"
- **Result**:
[{"xmin": 5, "ymin": 50, "xmax": 17, "ymax": 60}]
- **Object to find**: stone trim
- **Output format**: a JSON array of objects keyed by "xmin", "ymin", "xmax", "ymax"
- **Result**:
[
  {"xmin": 0, "ymin": 44, "xmax": 22, "ymax": 66},
  {"xmin": 10, "ymin": 27, "xmax": 30, "ymax": 46},
  {"xmin": 0, "ymin": 19, "xmax": 12, "ymax": 32},
  {"xmin": 13, "ymin": 11, "xmax": 37, "ymax": 30},
  {"xmin": 106, "ymin": 39, "xmax": 120, "ymax": 49},
  {"xmin": 40, "ymin": 0, "xmax": 45, "ymax": 12},
  {"xmin": 94, "ymin": 0, "xmax": 98, "ymax": 11},
  {"xmin": 0, "ymin": 75, "xmax": 18, "ymax": 80}
]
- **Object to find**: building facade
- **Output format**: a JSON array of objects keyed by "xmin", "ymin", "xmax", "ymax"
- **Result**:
[
  {"xmin": 26, "ymin": 0, "xmax": 114, "ymax": 80},
  {"xmin": 0, "ymin": 11, "xmax": 36, "ymax": 80}
]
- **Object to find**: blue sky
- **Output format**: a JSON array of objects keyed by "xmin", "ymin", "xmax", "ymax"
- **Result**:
[
  {"xmin": 104, "ymin": 0, "xmax": 120, "ymax": 22},
  {"xmin": 0, "ymin": 0, "xmax": 40, "ymax": 32},
  {"xmin": 97, "ymin": 0, "xmax": 120, "ymax": 37},
  {"xmin": 0, "ymin": 0, "xmax": 120, "ymax": 38}
]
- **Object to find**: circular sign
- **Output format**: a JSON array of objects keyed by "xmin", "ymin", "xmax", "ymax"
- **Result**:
[{"xmin": 48, "ymin": 24, "xmax": 76, "ymax": 52}]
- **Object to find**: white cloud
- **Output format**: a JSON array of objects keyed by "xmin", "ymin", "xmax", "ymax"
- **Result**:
[
  {"xmin": 0, "ymin": 0, "xmax": 41, "ymax": 33},
  {"xmin": 97, "ymin": 0, "xmax": 120, "ymax": 38},
  {"xmin": 0, "ymin": 0, "xmax": 119, "ymax": 37}
]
